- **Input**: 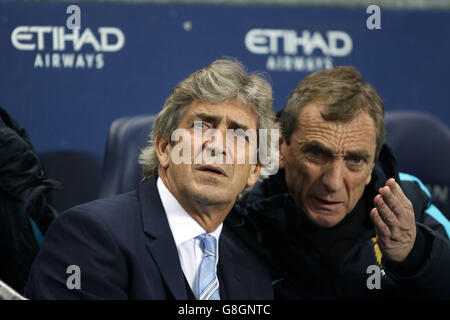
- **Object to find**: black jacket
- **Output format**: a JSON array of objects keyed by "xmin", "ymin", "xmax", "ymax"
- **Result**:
[
  {"xmin": 0, "ymin": 106, "xmax": 60, "ymax": 294},
  {"xmin": 227, "ymin": 145, "xmax": 450, "ymax": 299}
]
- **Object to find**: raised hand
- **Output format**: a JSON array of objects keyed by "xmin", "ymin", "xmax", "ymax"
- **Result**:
[{"xmin": 370, "ymin": 178, "xmax": 417, "ymax": 263}]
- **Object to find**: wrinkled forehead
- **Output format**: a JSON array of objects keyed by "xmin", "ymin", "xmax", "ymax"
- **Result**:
[
  {"xmin": 295, "ymin": 102, "xmax": 377, "ymax": 155},
  {"xmin": 181, "ymin": 99, "xmax": 258, "ymax": 130}
]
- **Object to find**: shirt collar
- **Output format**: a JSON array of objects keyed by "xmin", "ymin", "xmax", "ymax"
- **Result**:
[{"xmin": 156, "ymin": 177, "xmax": 223, "ymax": 246}]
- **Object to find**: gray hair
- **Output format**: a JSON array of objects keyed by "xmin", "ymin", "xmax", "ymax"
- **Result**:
[{"xmin": 139, "ymin": 59, "xmax": 278, "ymax": 178}]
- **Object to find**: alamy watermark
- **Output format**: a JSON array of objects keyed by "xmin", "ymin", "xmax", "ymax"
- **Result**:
[
  {"xmin": 66, "ymin": 264, "xmax": 81, "ymax": 290},
  {"xmin": 366, "ymin": 5, "xmax": 381, "ymax": 30},
  {"xmin": 366, "ymin": 264, "xmax": 385, "ymax": 290},
  {"xmin": 66, "ymin": 5, "xmax": 81, "ymax": 30}
]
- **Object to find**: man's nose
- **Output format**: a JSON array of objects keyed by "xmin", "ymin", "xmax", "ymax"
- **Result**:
[
  {"xmin": 202, "ymin": 127, "xmax": 227, "ymax": 157},
  {"xmin": 321, "ymin": 160, "xmax": 345, "ymax": 193}
]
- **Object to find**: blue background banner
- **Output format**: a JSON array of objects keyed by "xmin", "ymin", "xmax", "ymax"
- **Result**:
[{"xmin": 1, "ymin": 1, "xmax": 449, "ymax": 209}]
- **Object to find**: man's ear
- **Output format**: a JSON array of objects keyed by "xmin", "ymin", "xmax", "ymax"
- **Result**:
[
  {"xmin": 246, "ymin": 162, "xmax": 262, "ymax": 187},
  {"xmin": 155, "ymin": 135, "xmax": 171, "ymax": 169},
  {"xmin": 279, "ymin": 135, "xmax": 287, "ymax": 169}
]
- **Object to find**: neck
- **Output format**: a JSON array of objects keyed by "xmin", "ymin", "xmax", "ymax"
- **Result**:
[
  {"xmin": 159, "ymin": 172, "xmax": 233, "ymax": 233},
  {"xmin": 186, "ymin": 203, "xmax": 230, "ymax": 233}
]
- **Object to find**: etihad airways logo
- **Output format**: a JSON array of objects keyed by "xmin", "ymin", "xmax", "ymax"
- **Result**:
[
  {"xmin": 11, "ymin": 26, "xmax": 125, "ymax": 69},
  {"xmin": 245, "ymin": 29, "xmax": 353, "ymax": 72}
]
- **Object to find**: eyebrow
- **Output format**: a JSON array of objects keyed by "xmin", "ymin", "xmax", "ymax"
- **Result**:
[
  {"xmin": 298, "ymin": 140, "xmax": 334, "ymax": 156},
  {"xmin": 298, "ymin": 140, "xmax": 371, "ymax": 160},
  {"xmin": 188, "ymin": 113, "xmax": 218, "ymax": 125},
  {"xmin": 346, "ymin": 149, "xmax": 371, "ymax": 160},
  {"xmin": 227, "ymin": 119, "xmax": 251, "ymax": 131},
  {"xmin": 189, "ymin": 112, "xmax": 251, "ymax": 131}
]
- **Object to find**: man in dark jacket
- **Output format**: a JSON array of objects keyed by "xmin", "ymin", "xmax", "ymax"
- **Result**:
[
  {"xmin": 230, "ymin": 66, "xmax": 450, "ymax": 299},
  {"xmin": 0, "ymin": 106, "xmax": 60, "ymax": 294}
]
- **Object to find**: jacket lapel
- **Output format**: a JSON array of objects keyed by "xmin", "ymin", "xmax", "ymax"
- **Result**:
[
  {"xmin": 217, "ymin": 231, "xmax": 245, "ymax": 299},
  {"xmin": 137, "ymin": 176, "xmax": 188, "ymax": 300}
]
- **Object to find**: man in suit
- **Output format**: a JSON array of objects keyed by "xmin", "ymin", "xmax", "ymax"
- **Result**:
[{"xmin": 24, "ymin": 59, "xmax": 277, "ymax": 300}]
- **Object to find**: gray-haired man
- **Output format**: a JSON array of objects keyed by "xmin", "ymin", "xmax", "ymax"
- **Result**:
[{"xmin": 25, "ymin": 59, "xmax": 277, "ymax": 300}]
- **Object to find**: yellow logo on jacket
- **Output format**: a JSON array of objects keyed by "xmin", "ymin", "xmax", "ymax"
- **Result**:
[{"xmin": 371, "ymin": 237, "xmax": 383, "ymax": 266}]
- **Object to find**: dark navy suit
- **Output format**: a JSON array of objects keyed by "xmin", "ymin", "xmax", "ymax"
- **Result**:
[{"xmin": 24, "ymin": 176, "xmax": 273, "ymax": 300}]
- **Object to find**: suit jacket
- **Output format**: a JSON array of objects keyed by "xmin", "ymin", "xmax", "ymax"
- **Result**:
[{"xmin": 24, "ymin": 176, "xmax": 273, "ymax": 300}]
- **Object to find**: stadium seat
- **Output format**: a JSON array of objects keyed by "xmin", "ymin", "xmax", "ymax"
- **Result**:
[
  {"xmin": 98, "ymin": 114, "xmax": 156, "ymax": 198},
  {"xmin": 385, "ymin": 111, "xmax": 450, "ymax": 215}
]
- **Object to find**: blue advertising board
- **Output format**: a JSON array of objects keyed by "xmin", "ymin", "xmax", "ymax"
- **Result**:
[{"xmin": 1, "ymin": 2, "xmax": 449, "ymax": 209}]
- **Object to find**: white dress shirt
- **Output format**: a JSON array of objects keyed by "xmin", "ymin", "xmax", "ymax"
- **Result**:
[{"xmin": 156, "ymin": 177, "xmax": 223, "ymax": 299}]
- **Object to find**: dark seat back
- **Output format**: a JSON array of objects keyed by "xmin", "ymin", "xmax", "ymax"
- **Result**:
[
  {"xmin": 385, "ymin": 111, "xmax": 450, "ymax": 214},
  {"xmin": 99, "ymin": 114, "xmax": 156, "ymax": 198}
]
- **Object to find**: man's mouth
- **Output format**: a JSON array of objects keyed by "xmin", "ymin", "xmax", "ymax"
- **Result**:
[
  {"xmin": 197, "ymin": 165, "xmax": 228, "ymax": 177},
  {"xmin": 312, "ymin": 196, "xmax": 343, "ymax": 210}
]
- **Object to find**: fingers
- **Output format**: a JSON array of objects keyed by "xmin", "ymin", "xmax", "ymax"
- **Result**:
[
  {"xmin": 378, "ymin": 180, "xmax": 402, "ymax": 217},
  {"xmin": 378, "ymin": 178, "xmax": 414, "ymax": 223},
  {"xmin": 370, "ymin": 207, "xmax": 392, "ymax": 240},
  {"xmin": 383, "ymin": 178, "xmax": 409, "ymax": 205},
  {"xmin": 372, "ymin": 178, "xmax": 415, "ymax": 243},
  {"xmin": 374, "ymin": 194, "xmax": 399, "ymax": 229}
]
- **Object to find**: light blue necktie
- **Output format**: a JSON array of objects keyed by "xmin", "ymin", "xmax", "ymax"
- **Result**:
[{"xmin": 196, "ymin": 233, "xmax": 220, "ymax": 300}]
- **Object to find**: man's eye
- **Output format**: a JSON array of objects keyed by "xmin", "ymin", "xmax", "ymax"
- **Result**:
[
  {"xmin": 194, "ymin": 121, "xmax": 208, "ymax": 129},
  {"xmin": 350, "ymin": 157, "xmax": 363, "ymax": 164},
  {"xmin": 305, "ymin": 149, "xmax": 328, "ymax": 163},
  {"xmin": 346, "ymin": 157, "xmax": 365, "ymax": 170}
]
